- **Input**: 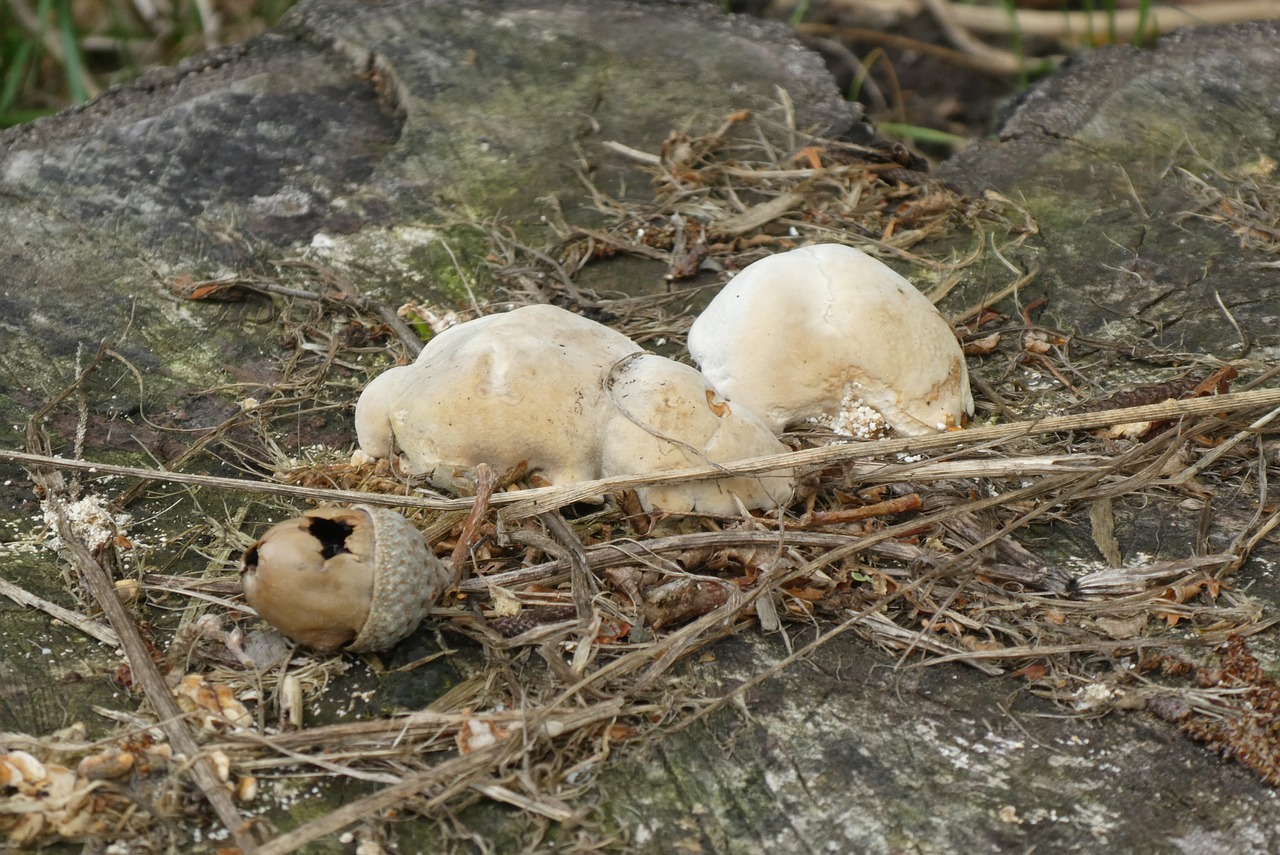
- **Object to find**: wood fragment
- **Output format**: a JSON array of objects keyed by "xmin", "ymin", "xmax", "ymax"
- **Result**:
[
  {"xmin": 34, "ymin": 484, "xmax": 256, "ymax": 853},
  {"xmin": 801, "ymin": 492, "xmax": 922, "ymax": 527},
  {"xmin": 0, "ymin": 576, "xmax": 120, "ymax": 647},
  {"xmin": 1089, "ymin": 497, "xmax": 1123, "ymax": 568},
  {"xmin": 449, "ymin": 463, "xmax": 498, "ymax": 582},
  {"xmin": 716, "ymin": 192, "xmax": 806, "ymax": 236}
]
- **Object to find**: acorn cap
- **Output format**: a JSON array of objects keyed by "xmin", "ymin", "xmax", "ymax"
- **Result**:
[
  {"xmin": 347, "ymin": 504, "xmax": 449, "ymax": 652},
  {"xmin": 240, "ymin": 505, "xmax": 448, "ymax": 653}
]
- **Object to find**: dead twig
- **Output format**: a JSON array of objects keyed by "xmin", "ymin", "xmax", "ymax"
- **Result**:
[
  {"xmin": 9, "ymin": 385, "xmax": 1279, "ymax": 520},
  {"xmin": 449, "ymin": 463, "xmax": 499, "ymax": 582},
  {"xmin": 0, "ymin": 575, "xmax": 120, "ymax": 647},
  {"xmin": 33, "ymin": 481, "xmax": 256, "ymax": 853}
]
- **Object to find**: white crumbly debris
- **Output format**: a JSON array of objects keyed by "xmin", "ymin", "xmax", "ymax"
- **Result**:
[
  {"xmin": 42, "ymin": 495, "xmax": 133, "ymax": 552},
  {"xmin": 1073, "ymin": 682, "xmax": 1117, "ymax": 712},
  {"xmin": 808, "ymin": 386, "xmax": 887, "ymax": 440}
]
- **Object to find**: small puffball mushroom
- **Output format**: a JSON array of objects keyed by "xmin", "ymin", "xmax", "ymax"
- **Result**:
[
  {"xmin": 600, "ymin": 353, "xmax": 793, "ymax": 514},
  {"xmin": 355, "ymin": 304, "xmax": 641, "ymax": 491},
  {"xmin": 240, "ymin": 505, "xmax": 448, "ymax": 652},
  {"xmin": 688, "ymin": 243, "xmax": 974, "ymax": 437}
]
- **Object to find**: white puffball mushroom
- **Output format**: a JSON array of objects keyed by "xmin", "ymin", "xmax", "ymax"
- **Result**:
[
  {"xmin": 688, "ymin": 243, "xmax": 974, "ymax": 437},
  {"xmin": 600, "ymin": 353, "xmax": 794, "ymax": 514},
  {"xmin": 354, "ymin": 304, "xmax": 795, "ymax": 513},
  {"xmin": 240, "ymin": 505, "xmax": 448, "ymax": 652},
  {"xmin": 355, "ymin": 304, "xmax": 641, "ymax": 491}
]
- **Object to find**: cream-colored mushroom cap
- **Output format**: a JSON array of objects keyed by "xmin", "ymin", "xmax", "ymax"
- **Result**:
[
  {"xmin": 240, "ymin": 505, "xmax": 448, "ymax": 652},
  {"xmin": 355, "ymin": 305, "xmax": 794, "ymax": 513},
  {"xmin": 600, "ymin": 353, "xmax": 794, "ymax": 514},
  {"xmin": 355, "ymin": 304, "xmax": 642, "ymax": 491},
  {"xmin": 687, "ymin": 243, "xmax": 973, "ymax": 437}
]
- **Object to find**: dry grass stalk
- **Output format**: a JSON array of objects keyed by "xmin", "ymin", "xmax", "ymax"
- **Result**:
[
  {"xmin": 28, "ymin": 474, "xmax": 257, "ymax": 852},
  {"xmin": 5, "ymin": 388, "xmax": 1279, "ymax": 518}
]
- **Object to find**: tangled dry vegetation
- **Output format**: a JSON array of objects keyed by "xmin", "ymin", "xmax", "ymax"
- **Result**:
[{"xmin": 5, "ymin": 109, "xmax": 1280, "ymax": 851}]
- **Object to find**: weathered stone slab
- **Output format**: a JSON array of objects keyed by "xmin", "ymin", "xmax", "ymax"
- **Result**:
[
  {"xmin": 0, "ymin": 0, "xmax": 854, "ymax": 411},
  {"xmin": 940, "ymin": 20, "xmax": 1280, "ymax": 360},
  {"xmin": 3, "ymin": 6, "xmax": 1280, "ymax": 854},
  {"xmin": 613, "ymin": 631, "xmax": 1280, "ymax": 854}
]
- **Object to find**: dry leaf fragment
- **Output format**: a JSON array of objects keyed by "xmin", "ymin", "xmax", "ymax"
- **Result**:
[
  {"xmin": 174, "ymin": 674, "xmax": 253, "ymax": 731},
  {"xmin": 1095, "ymin": 614, "xmax": 1148, "ymax": 639},
  {"xmin": 1022, "ymin": 331, "xmax": 1065, "ymax": 354},
  {"xmin": 1007, "ymin": 661, "xmax": 1048, "ymax": 681},
  {"xmin": 76, "ymin": 748, "xmax": 135, "ymax": 781},
  {"xmin": 235, "ymin": 775, "xmax": 259, "ymax": 803},
  {"xmin": 0, "ymin": 751, "xmax": 93, "ymax": 846},
  {"xmin": 1105, "ymin": 417, "xmax": 1161, "ymax": 440},
  {"xmin": 963, "ymin": 332, "xmax": 1001, "ymax": 356},
  {"xmin": 489, "ymin": 586, "xmax": 523, "ymax": 618},
  {"xmin": 456, "ymin": 715, "xmax": 512, "ymax": 755}
]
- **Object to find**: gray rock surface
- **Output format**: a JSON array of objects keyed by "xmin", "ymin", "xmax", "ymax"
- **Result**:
[
  {"xmin": 940, "ymin": 20, "xmax": 1280, "ymax": 360},
  {"xmin": 2, "ymin": 5, "xmax": 1279, "ymax": 854},
  {"xmin": 0, "ymin": 0, "xmax": 854, "ymax": 415},
  {"xmin": 612, "ymin": 632, "xmax": 1280, "ymax": 854}
]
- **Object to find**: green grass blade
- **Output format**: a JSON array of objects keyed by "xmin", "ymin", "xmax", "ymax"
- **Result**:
[
  {"xmin": 788, "ymin": 0, "xmax": 812, "ymax": 27},
  {"xmin": 1133, "ymin": 0, "xmax": 1152, "ymax": 45},
  {"xmin": 999, "ymin": 0, "xmax": 1029, "ymax": 90},
  {"xmin": 875, "ymin": 122, "xmax": 968, "ymax": 148},
  {"xmin": 54, "ymin": 0, "xmax": 89, "ymax": 103},
  {"xmin": 1, "ymin": 39, "xmax": 35, "ymax": 114}
]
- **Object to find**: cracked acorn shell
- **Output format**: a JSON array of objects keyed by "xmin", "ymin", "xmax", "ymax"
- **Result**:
[{"xmin": 240, "ymin": 505, "xmax": 448, "ymax": 652}]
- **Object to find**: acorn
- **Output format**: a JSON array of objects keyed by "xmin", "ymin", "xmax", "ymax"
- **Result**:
[{"xmin": 240, "ymin": 505, "xmax": 449, "ymax": 652}]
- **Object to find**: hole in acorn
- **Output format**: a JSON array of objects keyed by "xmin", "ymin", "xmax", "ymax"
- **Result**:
[{"xmin": 307, "ymin": 516, "xmax": 355, "ymax": 560}]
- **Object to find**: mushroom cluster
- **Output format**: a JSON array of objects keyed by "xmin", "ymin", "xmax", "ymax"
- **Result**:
[
  {"xmin": 240, "ymin": 504, "xmax": 448, "ymax": 652},
  {"xmin": 355, "ymin": 304, "xmax": 794, "ymax": 515},
  {"xmin": 688, "ymin": 243, "xmax": 973, "ymax": 437},
  {"xmin": 252, "ymin": 244, "xmax": 972, "ymax": 652}
]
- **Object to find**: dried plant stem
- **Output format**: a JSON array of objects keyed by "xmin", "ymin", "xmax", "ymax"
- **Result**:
[
  {"xmin": 498, "ymin": 386, "xmax": 1280, "ymax": 517},
  {"xmin": 922, "ymin": 619, "xmax": 1280, "ymax": 667},
  {"xmin": 951, "ymin": 266, "xmax": 1038, "ymax": 325},
  {"xmin": 823, "ymin": 0, "xmax": 1280, "ymax": 43},
  {"xmin": 947, "ymin": 0, "xmax": 1280, "ymax": 41},
  {"xmin": 0, "ymin": 448, "xmax": 465, "ymax": 508},
  {"xmin": 253, "ymin": 697, "xmax": 631, "ymax": 855},
  {"xmin": 254, "ymin": 743, "xmax": 508, "ymax": 855},
  {"xmin": 37, "ymin": 486, "xmax": 256, "ymax": 853},
  {"xmin": 921, "ymin": 0, "xmax": 1044, "ymax": 75},
  {"xmin": 198, "ymin": 278, "xmax": 424, "ymax": 355},
  {"xmin": 0, "ymin": 575, "xmax": 120, "ymax": 647},
  {"xmin": 540, "ymin": 511, "xmax": 597, "ymax": 622},
  {"xmin": 3, "ymin": 385, "xmax": 1278, "ymax": 519},
  {"xmin": 220, "ymin": 699, "xmax": 640, "ymax": 770},
  {"xmin": 797, "ymin": 22, "xmax": 1050, "ymax": 76}
]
